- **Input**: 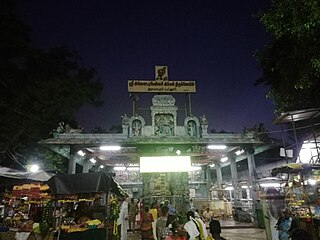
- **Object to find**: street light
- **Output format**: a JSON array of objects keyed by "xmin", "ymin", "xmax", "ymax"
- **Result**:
[{"xmin": 30, "ymin": 164, "xmax": 39, "ymax": 173}]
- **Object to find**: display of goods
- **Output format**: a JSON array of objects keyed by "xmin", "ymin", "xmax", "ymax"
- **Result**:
[
  {"xmin": 77, "ymin": 216, "xmax": 90, "ymax": 226},
  {"xmin": 86, "ymin": 219, "xmax": 101, "ymax": 226},
  {"xmin": 12, "ymin": 183, "xmax": 50, "ymax": 199}
]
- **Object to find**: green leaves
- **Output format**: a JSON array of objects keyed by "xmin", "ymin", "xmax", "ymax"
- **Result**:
[
  {"xmin": 256, "ymin": 0, "xmax": 320, "ymax": 114},
  {"xmin": 0, "ymin": 2, "xmax": 103, "ymax": 170}
]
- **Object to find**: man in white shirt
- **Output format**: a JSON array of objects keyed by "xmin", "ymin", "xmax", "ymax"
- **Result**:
[
  {"xmin": 184, "ymin": 211, "xmax": 208, "ymax": 240},
  {"xmin": 117, "ymin": 198, "xmax": 129, "ymax": 240}
]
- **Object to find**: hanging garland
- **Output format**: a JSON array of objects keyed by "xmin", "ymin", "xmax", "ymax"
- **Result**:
[
  {"xmin": 109, "ymin": 196, "xmax": 119, "ymax": 236},
  {"xmin": 40, "ymin": 200, "xmax": 53, "ymax": 236}
]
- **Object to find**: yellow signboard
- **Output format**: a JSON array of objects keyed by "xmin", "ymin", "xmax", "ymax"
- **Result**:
[
  {"xmin": 128, "ymin": 80, "xmax": 196, "ymax": 93},
  {"xmin": 128, "ymin": 66, "xmax": 196, "ymax": 93}
]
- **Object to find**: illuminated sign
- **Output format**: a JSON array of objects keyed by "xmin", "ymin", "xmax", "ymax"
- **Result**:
[{"xmin": 140, "ymin": 156, "xmax": 191, "ymax": 173}]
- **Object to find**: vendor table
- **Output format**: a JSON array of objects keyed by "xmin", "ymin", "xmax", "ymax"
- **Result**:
[{"xmin": 60, "ymin": 228, "xmax": 105, "ymax": 240}]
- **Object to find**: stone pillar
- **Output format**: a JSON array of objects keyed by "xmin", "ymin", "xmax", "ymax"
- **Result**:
[
  {"xmin": 68, "ymin": 147, "xmax": 77, "ymax": 174},
  {"xmin": 230, "ymin": 155, "xmax": 242, "ymax": 199},
  {"xmin": 246, "ymin": 150, "xmax": 256, "ymax": 200},
  {"xmin": 246, "ymin": 188, "xmax": 250, "ymax": 200},
  {"xmin": 230, "ymin": 155, "xmax": 238, "ymax": 181},
  {"xmin": 215, "ymin": 163, "xmax": 223, "ymax": 185},
  {"xmin": 122, "ymin": 125, "xmax": 129, "ymax": 136},
  {"xmin": 201, "ymin": 124, "xmax": 208, "ymax": 136},
  {"xmin": 247, "ymin": 152, "xmax": 256, "ymax": 178},
  {"xmin": 206, "ymin": 166, "xmax": 211, "ymax": 188},
  {"xmin": 246, "ymin": 147, "xmax": 258, "ymax": 226},
  {"xmin": 82, "ymin": 162, "xmax": 91, "ymax": 173}
]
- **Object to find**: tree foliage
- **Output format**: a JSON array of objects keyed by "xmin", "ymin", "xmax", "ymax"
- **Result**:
[
  {"xmin": 0, "ymin": 1, "xmax": 103, "ymax": 170},
  {"xmin": 255, "ymin": 0, "xmax": 320, "ymax": 114}
]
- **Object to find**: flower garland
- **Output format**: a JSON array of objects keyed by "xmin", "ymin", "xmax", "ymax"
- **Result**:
[
  {"xmin": 109, "ymin": 196, "xmax": 119, "ymax": 236},
  {"xmin": 40, "ymin": 200, "xmax": 53, "ymax": 236}
]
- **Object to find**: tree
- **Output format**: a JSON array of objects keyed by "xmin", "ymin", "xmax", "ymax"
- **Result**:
[
  {"xmin": 0, "ymin": 1, "xmax": 103, "ymax": 170},
  {"xmin": 255, "ymin": 0, "xmax": 320, "ymax": 114}
]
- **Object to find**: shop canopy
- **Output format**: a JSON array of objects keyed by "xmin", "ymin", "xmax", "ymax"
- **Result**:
[
  {"xmin": 0, "ymin": 167, "xmax": 52, "ymax": 182},
  {"xmin": 271, "ymin": 163, "xmax": 320, "ymax": 176},
  {"xmin": 47, "ymin": 172, "xmax": 127, "ymax": 198}
]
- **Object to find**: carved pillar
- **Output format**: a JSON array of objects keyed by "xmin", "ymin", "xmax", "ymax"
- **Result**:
[{"xmin": 68, "ymin": 146, "xmax": 77, "ymax": 174}]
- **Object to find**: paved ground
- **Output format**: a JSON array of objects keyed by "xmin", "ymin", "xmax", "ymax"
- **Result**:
[
  {"xmin": 127, "ymin": 228, "xmax": 267, "ymax": 240},
  {"xmin": 127, "ymin": 219, "xmax": 267, "ymax": 240}
]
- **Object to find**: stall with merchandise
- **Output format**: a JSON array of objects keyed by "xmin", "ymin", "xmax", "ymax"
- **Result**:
[
  {"xmin": 267, "ymin": 163, "xmax": 320, "ymax": 240},
  {"xmin": 0, "ymin": 168, "xmax": 52, "ymax": 240},
  {"xmin": 47, "ymin": 172, "xmax": 127, "ymax": 240}
]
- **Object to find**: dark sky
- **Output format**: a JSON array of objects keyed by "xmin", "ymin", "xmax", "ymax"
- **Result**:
[{"xmin": 17, "ymin": 0, "xmax": 277, "ymax": 133}]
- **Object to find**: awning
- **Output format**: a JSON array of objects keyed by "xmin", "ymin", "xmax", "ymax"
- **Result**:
[
  {"xmin": 0, "ymin": 167, "xmax": 52, "ymax": 182},
  {"xmin": 47, "ymin": 172, "xmax": 127, "ymax": 198},
  {"xmin": 271, "ymin": 163, "xmax": 320, "ymax": 176},
  {"xmin": 273, "ymin": 108, "xmax": 320, "ymax": 124}
]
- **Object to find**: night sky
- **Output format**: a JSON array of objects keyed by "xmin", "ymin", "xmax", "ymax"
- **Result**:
[{"xmin": 17, "ymin": 0, "xmax": 277, "ymax": 134}]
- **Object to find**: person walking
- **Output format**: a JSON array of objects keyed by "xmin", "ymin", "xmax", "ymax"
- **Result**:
[
  {"xmin": 141, "ymin": 206, "xmax": 154, "ymax": 240},
  {"xmin": 156, "ymin": 206, "xmax": 171, "ymax": 240},
  {"xmin": 150, "ymin": 202, "xmax": 159, "ymax": 240},
  {"xmin": 128, "ymin": 198, "xmax": 137, "ymax": 233}
]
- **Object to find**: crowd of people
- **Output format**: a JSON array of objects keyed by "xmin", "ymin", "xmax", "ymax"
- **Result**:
[{"xmin": 116, "ymin": 198, "xmax": 227, "ymax": 240}]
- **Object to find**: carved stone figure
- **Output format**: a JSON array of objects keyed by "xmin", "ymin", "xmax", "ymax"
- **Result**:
[
  {"xmin": 132, "ymin": 120, "xmax": 142, "ymax": 136},
  {"xmin": 199, "ymin": 114, "xmax": 208, "ymax": 125},
  {"xmin": 65, "ymin": 123, "xmax": 83, "ymax": 133},
  {"xmin": 154, "ymin": 114, "xmax": 174, "ymax": 136},
  {"xmin": 50, "ymin": 122, "xmax": 83, "ymax": 137},
  {"xmin": 187, "ymin": 121, "xmax": 197, "ymax": 137},
  {"xmin": 156, "ymin": 66, "xmax": 168, "ymax": 81},
  {"xmin": 121, "ymin": 114, "xmax": 129, "ymax": 126}
]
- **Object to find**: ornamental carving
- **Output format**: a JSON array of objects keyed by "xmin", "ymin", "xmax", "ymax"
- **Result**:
[
  {"xmin": 152, "ymin": 95, "xmax": 175, "ymax": 107},
  {"xmin": 154, "ymin": 114, "xmax": 174, "ymax": 136}
]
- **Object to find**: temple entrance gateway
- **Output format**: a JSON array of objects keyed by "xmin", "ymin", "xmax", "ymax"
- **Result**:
[{"xmin": 41, "ymin": 66, "xmax": 272, "ymax": 219}]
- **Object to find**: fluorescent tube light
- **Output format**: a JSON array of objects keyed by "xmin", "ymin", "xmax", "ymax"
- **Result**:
[
  {"xmin": 114, "ymin": 166, "xmax": 126, "ymax": 171},
  {"xmin": 127, "ymin": 167, "xmax": 140, "ymax": 171},
  {"xmin": 220, "ymin": 157, "xmax": 228, "ymax": 162},
  {"xmin": 100, "ymin": 145, "xmax": 121, "ymax": 151},
  {"xmin": 207, "ymin": 145, "xmax": 227, "ymax": 150}
]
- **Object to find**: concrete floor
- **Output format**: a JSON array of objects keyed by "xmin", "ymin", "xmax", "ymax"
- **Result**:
[{"xmin": 127, "ymin": 228, "xmax": 267, "ymax": 240}]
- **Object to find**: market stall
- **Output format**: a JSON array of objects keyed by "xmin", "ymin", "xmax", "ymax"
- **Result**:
[
  {"xmin": 0, "ymin": 169, "xmax": 52, "ymax": 240},
  {"xmin": 262, "ymin": 163, "xmax": 320, "ymax": 240},
  {"xmin": 47, "ymin": 172, "xmax": 127, "ymax": 240}
]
